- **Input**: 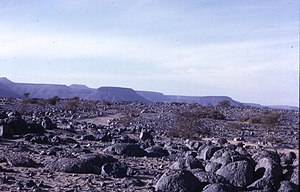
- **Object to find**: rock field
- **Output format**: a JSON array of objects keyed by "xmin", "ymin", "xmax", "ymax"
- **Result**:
[{"xmin": 0, "ymin": 97, "xmax": 299, "ymax": 191}]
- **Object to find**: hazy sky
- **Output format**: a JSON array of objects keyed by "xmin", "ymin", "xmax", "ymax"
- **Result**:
[{"xmin": 0, "ymin": 0, "xmax": 299, "ymax": 106}]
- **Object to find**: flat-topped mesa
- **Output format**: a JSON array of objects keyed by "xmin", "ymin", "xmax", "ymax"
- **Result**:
[
  {"xmin": 85, "ymin": 86, "xmax": 151, "ymax": 103},
  {"xmin": 0, "ymin": 77, "xmax": 298, "ymax": 110}
]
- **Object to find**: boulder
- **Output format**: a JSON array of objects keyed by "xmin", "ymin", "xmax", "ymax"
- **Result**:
[
  {"xmin": 216, "ymin": 160, "xmax": 254, "ymax": 188},
  {"xmin": 145, "ymin": 146, "xmax": 169, "ymax": 157},
  {"xmin": 155, "ymin": 169, "xmax": 204, "ymax": 192},
  {"xmin": 139, "ymin": 130, "xmax": 153, "ymax": 141},
  {"xmin": 202, "ymin": 183, "xmax": 238, "ymax": 192},
  {"xmin": 0, "ymin": 116, "xmax": 28, "ymax": 137},
  {"xmin": 41, "ymin": 116, "xmax": 56, "ymax": 130},
  {"xmin": 101, "ymin": 162, "xmax": 130, "ymax": 178},
  {"xmin": 46, "ymin": 154, "xmax": 117, "ymax": 174},
  {"xmin": 248, "ymin": 157, "xmax": 282, "ymax": 191},
  {"xmin": 192, "ymin": 170, "xmax": 228, "ymax": 184},
  {"xmin": 186, "ymin": 140, "xmax": 202, "ymax": 151},
  {"xmin": 6, "ymin": 153, "xmax": 41, "ymax": 168},
  {"xmin": 252, "ymin": 150, "xmax": 281, "ymax": 164},
  {"xmin": 171, "ymin": 157, "xmax": 204, "ymax": 170},
  {"xmin": 205, "ymin": 162, "xmax": 222, "ymax": 172},
  {"xmin": 199, "ymin": 146, "xmax": 220, "ymax": 160},
  {"xmin": 103, "ymin": 143, "xmax": 148, "ymax": 157},
  {"xmin": 281, "ymin": 152, "xmax": 297, "ymax": 165}
]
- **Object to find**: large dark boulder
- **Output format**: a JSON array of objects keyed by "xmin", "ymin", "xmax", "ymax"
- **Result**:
[
  {"xmin": 248, "ymin": 157, "xmax": 282, "ymax": 191},
  {"xmin": 139, "ymin": 130, "xmax": 153, "ymax": 141},
  {"xmin": 46, "ymin": 154, "xmax": 117, "ymax": 174},
  {"xmin": 46, "ymin": 158, "xmax": 92, "ymax": 173},
  {"xmin": 145, "ymin": 146, "xmax": 169, "ymax": 157},
  {"xmin": 27, "ymin": 123, "xmax": 45, "ymax": 134},
  {"xmin": 101, "ymin": 162, "xmax": 130, "ymax": 178},
  {"xmin": 103, "ymin": 143, "xmax": 148, "ymax": 157},
  {"xmin": 0, "ymin": 116, "xmax": 28, "ymax": 137},
  {"xmin": 155, "ymin": 169, "xmax": 204, "ymax": 192},
  {"xmin": 41, "ymin": 116, "xmax": 56, "ymax": 130},
  {"xmin": 252, "ymin": 150, "xmax": 281, "ymax": 164},
  {"xmin": 170, "ymin": 157, "xmax": 204, "ymax": 170},
  {"xmin": 6, "ymin": 153, "xmax": 41, "ymax": 168},
  {"xmin": 216, "ymin": 160, "xmax": 254, "ymax": 188},
  {"xmin": 199, "ymin": 146, "xmax": 220, "ymax": 160},
  {"xmin": 192, "ymin": 170, "xmax": 228, "ymax": 185}
]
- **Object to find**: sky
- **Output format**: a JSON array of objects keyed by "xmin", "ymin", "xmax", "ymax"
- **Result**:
[{"xmin": 0, "ymin": 0, "xmax": 299, "ymax": 106}]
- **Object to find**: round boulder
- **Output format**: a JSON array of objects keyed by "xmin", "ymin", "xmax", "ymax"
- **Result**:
[
  {"xmin": 155, "ymin": 169, "xmax": 204, "ymax": 192},
  {"xmin": 216, "ymin": 160, "xmax": 254, "ymax": 188}
]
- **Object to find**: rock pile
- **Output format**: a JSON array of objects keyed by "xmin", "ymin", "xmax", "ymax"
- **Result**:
[{"xmin": 0, "ymin": 98, "xmax": 298, "ymax": 191}]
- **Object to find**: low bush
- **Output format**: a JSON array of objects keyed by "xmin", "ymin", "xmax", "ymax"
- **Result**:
[
  {"xmin": 63, "ymin": 97, "xmax": 80, "ymax": 112},
  {"xmin": 46, "ymin": 96, "xmax": 59, "ymax": 105},
  {"xmin": 261, "ymin": 112, "xmax": 281, "ymax": 128},
  {"xmin": 168, "ymin": 107, "xmax": 214, "ymax": 139}
]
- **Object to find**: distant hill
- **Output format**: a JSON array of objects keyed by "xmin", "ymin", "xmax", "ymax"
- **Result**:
[
  {"xmin": 0, "ymin": 78, "xmax": 148, "ymax": 102},
  {"xmin": 136, "ymin": 91, "xmax": 170, "ymax": 102},
  {"xmin": 166, "ymin": 95, "xmax": 243, "ymax": 106},
  {"xmin": 267, "ymin": 105, "xmax": 299, "ymax": 111},
  {"xmin": 137, "ymin": 91, "xmax": 243, "ymax": 106},
  {"xmin": 86, "ymin": 87, "xmax": 150, "ymax": 102},
  {"xmin": 0, "ymin": 77, "xmax": 15, "ymax": 86},
  {"xmin": 68, "ymin": 84, "xmax": 91, "ymax": 90},
  {"xmin": 0, "ymin": 82, "xmax": 21, "ymax": 98},
  {"xmin": 0, "ymin": 77, "xmax": 298, "ymax": 110},
  {"xmin": 10, "ymin": 83, "xmax": 74, "ymax": 99}
]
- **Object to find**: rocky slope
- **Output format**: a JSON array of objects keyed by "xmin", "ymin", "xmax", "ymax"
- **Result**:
[{"xmin": 0, "ymin": 97, "xmax": 298, "ymax": 191}]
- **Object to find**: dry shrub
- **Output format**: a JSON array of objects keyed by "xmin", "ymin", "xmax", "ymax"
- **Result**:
[
  {"xmin": 238, "ymin": 112, "xmax": 281, "ymax": 132},
  {"xmin": 46, "ymin": 96, "xmax": 59, "ymax": 105},
  {"xmin": 248, "ymin": 117, "xmax": 262, "ymax": 124},
  {"xmin": 265, "ymin": 135, "xmax": 283, "ymax": 144},
  {"xmin": 80, "ymin": 101, "xmax": 95, "ymax": 111},
  {"xmin": 64, "ymin": 97, "xmax": 80, "ymax": 112},
  {"xmin": 238, "ymin": 117, "xmax": 250, "ymax": 122},
  {"xmin": 261, "ymin": 112, "xmax": 281, "ymax": 128},
  {"xmin": 168, "ymin": 108, "xmax": 212, "ymax": 139}
]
